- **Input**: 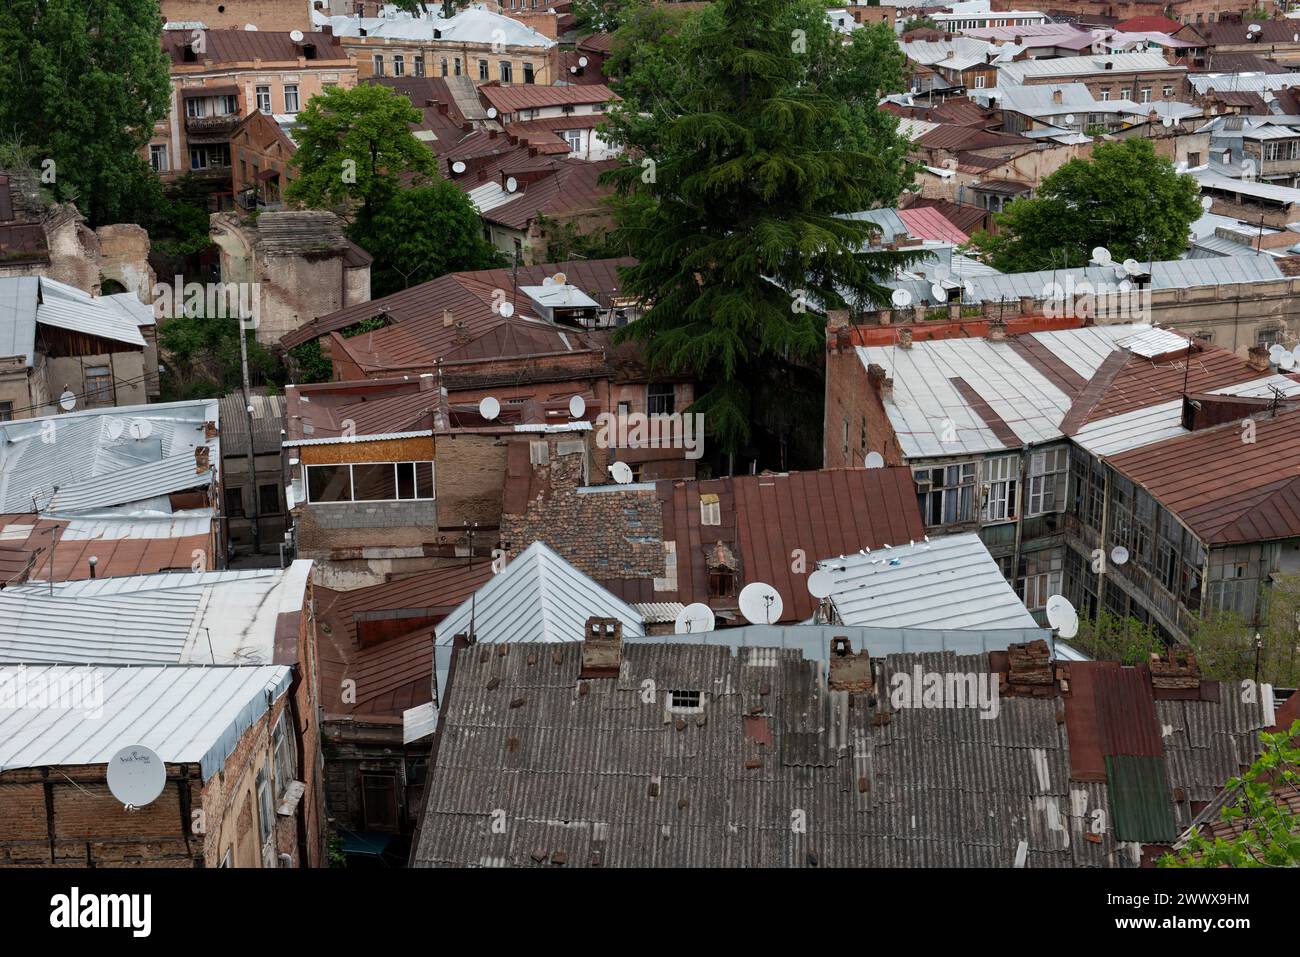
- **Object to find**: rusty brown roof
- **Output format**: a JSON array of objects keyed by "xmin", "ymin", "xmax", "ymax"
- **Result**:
[
  {"xmin": 478, "ymin": 83, "xmax": 616, "ymax": 114},
  {"xmin": 163, "ymin": 29, "xmax": 349, "ymax": 66}
]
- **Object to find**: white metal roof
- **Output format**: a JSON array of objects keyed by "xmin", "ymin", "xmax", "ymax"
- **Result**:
[
  {"xmin": 313, "ymin": 6, "xmax": 554, "ymax": 47},
  {"xmin": 817, "ymin": 533, "xmax": 1040, "ymax": 630},
  {"xmin": 0, "ymin": 561, "xmax": 312, "ymax": 665},
  {"xmin": 998, "ymin": 51, "xmax": 1179, "ymax": 83},
  {"xmin": 32, "ymin": 278, "xmax": 147, "ymax": 351},
  {"xmin": 0, "ymin": 664, "xmax": 291, "ymax": 781},
  {"xmin": 1189, "ymin": 72, "xmax": 1300, "ymax": 94},
  {"xmin": 1195, "ymin": 170, "xmax": 1300, "ymax": 205},
  {"xmin": 0, "ymin": 398, "xmax": 219, "ymax": 514},
  {"xmin": 0, "ymin": 277, "xmax": 38, "ymax": 368}
]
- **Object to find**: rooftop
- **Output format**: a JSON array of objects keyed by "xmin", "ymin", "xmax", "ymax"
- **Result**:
[
  {"xmin": 0, "ymin": 276, "xmax": 147, "ymax": 369},
  {"xmin": 163, "ymin": 28, "xmax": 349, "ymax": 66}
]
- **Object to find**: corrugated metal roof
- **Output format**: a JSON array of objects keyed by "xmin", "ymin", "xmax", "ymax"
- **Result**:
[
  {"xmin": 0, "ymin": 561, "xmax": 311, "ymax": 665},
  {"xmin": 217, "ymin": 392, "xmax": 285, "ymax": 456},
  {"xmin": 818, "ymin": 533, "xmax": 1041, "ymax": 630},
  {"xmin": 1105, "ymin": 754, "xmax": 1178, "ymax": 843},
  {"xmin": 999, "ymin": 51, "xmax": 1178, "ymax": 82},
  {"xmin": 627, "ymin": 622, "xmax": 1056, "ymax": 658},
  {"xmin": 0, "ymin": 664, "xmax": 291, "ymax": 781},
  {"xmin": 34, "ymin": 277, "xmax": 147, "ymax": 350},
  {"xmin": 0, "ymin": 276, "xmax": 38, "ymax": 367}
]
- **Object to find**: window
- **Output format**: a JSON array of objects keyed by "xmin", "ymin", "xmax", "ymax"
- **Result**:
[
  {"xmin": 284, "ymin": 84, "xmax": 299, "ymax": 113},
  {"xmin": 185, "ymin": 97, "xmax": 207, "ymax": 118},
  {"xmin": 224, "ymin": 486, "xmax": 245, "ymax": 517},
  {"xmin": 529, "ymin": 440, "xmax": 549, "ymax": 465},
  {"xmin": 149, "ymin": 144, "xmax": 169, "ymax": 172},
  {"xmin": 1188, "ymin": 151, "xmax": 1201, "ymax": 167},
  {"xmin": 700, "ymin": 493, "xmax": 721, "ymax": 526},
  {"xmin": 1027, "ymin": 447, "xmax": 1068, "ymax": 516},
  {"xmin": 85, "ymin": 366, "xmax": 112, "ymax": 404},
  {"xmin": 478, "ymin": 59, "xmax": 489, "ymax": 80},
  {"xmin": 647, "ymin": 382, "xmax": 674, "ymax": 415},
  {"xmin": 1258, "ymin": 326, "xmax": 1284, "ymax": 347},
  {"xmin": 256, "ymin": 85, "xmax": 271, "ymax": 113},
  {"xmin": 414, "ymin": 54, "xmax": 425, "ymax": 76},
  {"xmin": 0, "ymin": 402, "xmax": 11, "ymax": 422},
  {"xmin": 1100, "ymin": 90, "xmax": 1110, "ymax": 101},
  {"xmin": 981, "ymin": 455, "xmax": 1018, "ymax": 522},
  {"xmin": 454, "ymin": 58, "xmax": 461, "ymax": 76},
  {"xmin": 373, "ymin": 54, "xmax": 385, "ymax": 76},
  {"xmin": 271, "ymin": 714, "xmax": 297, "ymax": 800},
  {"xmin": 440, "ymin": 57, "xmax": 448, "ymax": 76},
  {"xmin": 1163, "ymin": 85, "xmax": 1174, "ymax": 98},
  {"xmin": 305, "ymin": 462, "xmax": 434, "ymax": 503},
  {"xmin": 666, "ymin": 689, "xmax": 704, "ymax": 713},
  {"xmin": 974, "ymin": 75, "xmax": 986, "ymax": 89},
  {"xmin": 1140, "ymin": 88, "xmax": 1151, "ymax": 103},
  {"xmin": 915, "ymin": 463, "xmax": 976, "ymax": 526},
  {"xmin": 256, "ymin": 768, "xmax": 273, "ymax": 846},
  {"xmin": 393, "ymin": 54, "xmax": 405, "ymax": 76},
  {"xmin": 709, "ymin": 570, "xmax": 734, "ymax": 597},
  {"xmin": 216, "ymin": 94, "xmax": 238, "ymax": 115},
  {"xmin": 523, "ymin": 62, "xmax": 535, "ymax": 84},
  {"xmin": 564, "ymin": 129, "xmax": 583, "ymax": 153},
  {"xmin": 499, "ymin": 61, "xmax": 513, "ymax": 83},
  {"xmin": 1020, "ymin": 551, "xmax": 1063, "ymax": 611},
  {"xmin": 361, "ymin": 773, "xmax": 399, "ymax": 831},
  {"xmin": 258, "ymin": 484, "xmax": 280, "ymax": 515}
]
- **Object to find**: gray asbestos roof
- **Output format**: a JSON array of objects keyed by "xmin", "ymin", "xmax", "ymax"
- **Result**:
[
  {"xmin": 0, "ymin": 664, "xmax": 291, "ymax": 781},
  {"xmin": 0, "ymin": 398, "xmax": 219, "ymax": 514},
  {"xmin": 817, "ymin": 533, "xmax": 1042, "ymax": 630}
]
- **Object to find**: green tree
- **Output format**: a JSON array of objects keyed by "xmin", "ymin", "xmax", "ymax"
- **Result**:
[
  {"xmin": 288, "ymin": 315, "xmax": 387, "ymax": 385},
  {"xmin": 287, "ymin": 84, "xmax": 437, "ymax": 226},
  {"xmin": 601, "ymin": 0, "xmax": 916, "ymax": 456},
  {"xmin": 573, "ymin": 0, "xmax": 630, "ymax": 33},
  {"xmin": 968, "ymin": 138, "xmax": 1202, "ymax": 273},
  {"xmin": 1069, "ymin": 611, "xmax": 1165, "ymax": 664},
  {"xmin": 902, "ymin": 16, "xmax": 938, "ymax": 31},
  {"xmin": 350, "ymin": 182, "xmax": 503, "ymax": 297},
  {"xmin": 0, "ymin": 0, "xmax": 172, "ymax": 226},
  {"xmin": 1159, "ymin": 720, "xmax": 1300, "ymax": 868},
  {"xmin": 158, "ymin": 315, "xmax": 283, "ymax": 402}
]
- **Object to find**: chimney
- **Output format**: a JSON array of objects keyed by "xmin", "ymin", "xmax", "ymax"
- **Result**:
[
  {"xmin": 827, "ymin": 637, "xmax": 873, "ymax": 693},
  {"xmin": 579, "ymin": 616, "xmax": 623, "ymax": 678},
  {"xmin": 826, "ymin": 308, "xmax": 851, "ymax": 330},
  {"xmin": 488, "ymin": 129, "xmax": 498, "ymax": 139},
  {"xmin": 204, "ymin": 420, "xmax": 219, "ymax": 441},
  {"xmin": 195, "ymin": 446, "xmax": 210, "ymax": 473},
  {"xmin": 1005, "ymin": 639, "xmax": 1053, "ymax": 689},
  {"xmin": 988, "ymin": 317, "xmax": 1007, "ymax": 341},
  {"xmin": 1248, "ymin": 344, "xmax": 1270, "ymax": 372},
  {"xmin": 1052, "ymin": 88, "xmax": 1063, "ymax": 104},
  {"xmin": 454, "ymin": 319, "xmax": 471, "ymax": 343},
  {"xmin": 443, "ymin": 308, "xmax": 454, "ymax": 327},
  {"xmin": 418, "ymin": 372, "xmax": 436, "ymax": 392},
  {"xmin": 899, "ymin": 327, "xmax": 913, "ymax": 350},
  {"xmin": 1149, "ymin": 644, "xmax": 1201, "ymax": 690},
  {"xmin": 87, "ymin": 556, "xmax": 97, "ymax": 580},
  {"xmin": 1019, "ymin": 295, "xmax": 1035, "ymax": 316}
]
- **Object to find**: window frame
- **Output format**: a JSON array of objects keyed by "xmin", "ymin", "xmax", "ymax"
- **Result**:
[{"xmin": 305, "ymin": 461, "xmax": 435, "ymax": 504}]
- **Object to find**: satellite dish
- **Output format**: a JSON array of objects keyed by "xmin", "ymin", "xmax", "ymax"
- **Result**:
[
  {"xmin": 609, "ymin": 461, "xmax": 633, "ymax": 484},
  {"xmin": 1091, "ymin": 246, "xmax": 1112, "ymax": 266},
  {"xmin": 890, "ymin": 288, "xmax": 913, "ymax": 308},
  {"xmin": 1111, "ymin": 545, "xmax": 1130, "ymax": 566},
  {"xmin": 1291, "ymin": 345, "xmax": 1300, "ymax": 367},
  {"xmin": 578, "ymin": 56, "xmax": 589, "ymax": 68},
  {"xmin": 930, "ymin": 282, "xmax": 946, "ymax": 302},
  {"xmin": 1250, "ymin": 23, "xmax": 1263, "ymax": 33},
  {"xmin": 451, "ymin": 160, "xmax": 467, "ymax": 174},
  {"xmin": 243, "ymin": 23, "xmax": 258, "ymax": 31},
  {"xmin": 498, "ymin": 301, "xmax": 515, "ymax": 318},
  {"xmin": 1269, "ymin": 343, "xmax": 1288, "ymax": 363},
  {"xmin": 541, "ymin": 276, "xmax": 555, "ymax": 287},
  {"xmin": 738, "ymin": 582, "xmax": 783, "ymax": 625},
  {"xmin": 568, "ymin": 395, "xmax": 586, "ymax": 418},
  {"xmin": 478, "ymin": 396, "xmax": 500, "ymax": 421},
  {"xmin": 1201, "ymin": 196, "xmax": 1214, "ymax": 210},
  {"xmin": 807, "ymin": 568, "xmax": 835, "ymax": 599},
  {"xmin": 1281, "ymin": 352, "xmax": 1297, "ymax": 371},
  {"xmin": 59, "ymin": 389, "xmax": 76, "ymax": 412},
  {"xmin": 106, "ymin": 418, "xmax": 125, "ymax": 440},
  {"xmin": 1064, "ymin": 113, "xmax": 1075, "ymax": 125},
  {"xmin": 1045, "ymin": 595, "xmax": 1079, "ymax": 639},
  {"xmin": 674, "ymin": 602, "xmax": 716, "ymax": 634},
  {"xmin": 1162, "ymin": 116, "xmax": 1174, "ymax": 129},
  {"xmin": 552, "ymin": 272, "xmax": 567, "ymax": 286},
  {"xmin": 486, "ymin": 107, "xmax": 498, "ymax": 119},
  {"xmin": 505, "ymin": 176, "xmax": 518, "ymax": 193},
  {"xmin": 1122, "ymin": 258, "xmax": 1141, "ymax": 275},
  {"xmin": 864, "ymin": 451, "xmax": 885, "ymax": 469},
  {"xmin": 290, "ymin": 29, "xmax": 305, "ymax": 42},
  {"xmin": 570, "ymin": 65, "xmax": 579, "ymax": 74},
  {"xmin": 129, "ymin": 419, "xmax": 154, "ymax": 440},
  {"xmin": 106, "ymin": 745, "xmax": 167, "ymax": 809}
]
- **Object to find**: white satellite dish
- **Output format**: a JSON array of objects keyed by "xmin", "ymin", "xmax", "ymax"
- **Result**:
[
  {"xmin": 1122, "ymin": 258, "xmax": 1141, "ymax": 275},
  {"xmin": 1291, "ymin": 345, "xmax": 1300, "ymax": 368},
  {"xmin": 552, "ymin": 272, "xmax": 568, "ymax": 286},
  {"xmin": 129, "ymin": 419, "xmax": 153, "ymax": 440},
  {"xmin": 570, "ymin": 65, "xmax": 579, "ymax": 74},
  {"xmin": 505, "ymin": 176, "xmax": 518, "ymax": 193},
  {"xmin": 864, "ymin": 450, "xmax": 885, "ymax": 469},
  {"xmin": 578, "ymin": 56, "xmax": 589, "ymax": 68},
  {"xmin": 1250, "ymin": 23, "xmax": 1263, "ymax": 33},
  {"xmin": 1064, "ymin": 113, "xmax": 1075, "ymax": 125},
  {"xmin": 930, "ymin": 282, "xmax": 946, "ymax": 302},
  {"xmin": 59, "ymin": 389, "xmax": 76, "ymax": 412},
  {"xmin": 478, "ymin": 396, "xmax": 500, "ymax": 421},
  {"xmin": 1117, "ymin": 279, "xmax": 1132, "ymax": 293},
  {"xmin": 290, "ymin": 29, "xmax": 305, "ymax": 42},
  {"xmin": 542, "ymin": 276, "xmax": 554, "ymax": 287},
  {"xmin": 1111, "ymin": 545, "xmax": 1130, "ymax": 566},
  {"xmin": 609, "ymin": 461, "xmax": 633, "ymax": 484},
  {"xmin": 738, "ymin": 581, "xmax": 783, "ymax": 625},
  {"xmin": 1091, "ymin": 246, "xmax": 1112, "ymax": 266},
  {"xmin": 1045, "ymin": 595, "xmax": 1079, "ymax": 639},
  {"xmin": 1201, "ymin": 196, "xmax": 1214, "ymax": 210},
  {"xmin": 451, "ymin": 160, "xmax": 467, "ymax": 174},
  {"xmin": 498, "ymin": 301, "xmax": 515, "ymax": 318},
  {"xmin": 1162, "ymin": 116, "xmax": 1174, "ymax": 128},
  {"xmin": 486, "ymin": 107, "xmax": 498, "ymax": 119},
  {"xmin": 1269, "ymin": 343, "xmax": 1288, "ymax": 363},
  {"xmin": 106, "ymin": 418, "xmax": 125, "ymax": 440},
  {"xmin": 674, "ymin": 602, "xmax": 716, "ymax": 634},
  {"xmin": 890, "ymin": 288, "xmax": 912, "ymax": 308},
  {"xmin": 243, "ymin": 23, "xmax": 258, "ymax": 31},
  {"xmin": 807, "ymin": 568, "xmax": 835, "ymax": 599},
  {"xmin": 568, "ymin": 395, "xmax": 586, "ymax": 418},
  {"xmin": 1281, "ymin": 352, "xmax": 1297, "ymax": 371},
  {"xmin": 106, "ymin": 745, "xmax": 167, "ymax": 809}
]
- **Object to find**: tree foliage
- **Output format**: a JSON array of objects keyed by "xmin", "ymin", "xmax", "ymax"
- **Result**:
[
  {"xmin": 572, "ymin": 0, "xmax": 630, "ymax": 33},
  {"xmin": 158, "ymin": 317, "xmax": 283, "ymax": 402},
  {"xmin": 1069, "ymin": 611, "xmax": 1165, "ymax": 665},
  {"xmin": 286, "ymin": 84, "xmax": 437, "ymax": 223},
  {"xmin": 968, "ymin": 138, "xmax": 1202, "ymax": 273},
  {"xmin": 0, "ymin": 0, "xmax": 172, "ymax": 226},
  {"xmin": 350, "ymin": 182, "xmax": 503, "ymax": 298},
  {"xmin": 601, "ymin": 0, "xmax": 916, "ymax": 455},
  {"xmin": 1159, "ymin": 720, "xmax": 1300, "ymax": 868}
]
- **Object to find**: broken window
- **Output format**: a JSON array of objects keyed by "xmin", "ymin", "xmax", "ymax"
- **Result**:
[
  {"xmin": 667, "ymin": 689, "xmax": 704, "ymax": 713},
  {"xmin": 915, "ymin": 462, "xmax": 975, "ymax": 526},
  {"xmin": 1027, "ymin": 447, "xmax": 1068, "ymax": 516}
]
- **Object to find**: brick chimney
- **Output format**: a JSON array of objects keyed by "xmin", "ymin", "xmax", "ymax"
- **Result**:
[
  {"xmin": 899, "ymin": 327, "xmax": 913, "ymax": 350},
  {"xmin": 443, "ymin": 308, "xmax": 454, "ymax": 327},
  {"xmin": 828, "ymin": 637, "xmax": 873, "ymax": 693},
  {"xmin": 579, "ymin": 617, "xmax": 623, "ymax": 678},
  {"xmin": 1149, "ymin": 644, "xmax": 1200, "ymax": 690},
  {"xmin": 826, "ymin": 308, "xmax": 851, "ymax": 330},
  {"xmin": 195, "ymin": 446, "xmax": 210, "ymax": 474},
  {"xmin": 988, "ymin": 317, "xmax": 1007, "ymax": 341},
  {"xmin": 1248, "ymin": 344, "xmax": 1271, "ymax": 372},
  {"xmin": 1052, "ymin": 88, "xmax": 1063, "ymax": 104},
  {"xmin": 204, "ymin": 420, "xmax": 219, "ymax": 441}
]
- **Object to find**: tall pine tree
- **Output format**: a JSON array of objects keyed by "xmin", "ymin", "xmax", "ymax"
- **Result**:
[{"xmin": 603, "ymin": 0, "xmax": 916, "ymax": 461}]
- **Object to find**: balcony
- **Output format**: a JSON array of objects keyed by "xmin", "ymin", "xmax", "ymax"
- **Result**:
[{"xmin": 185, "ymin": 113, "xmax": 241, "ymax": 137}]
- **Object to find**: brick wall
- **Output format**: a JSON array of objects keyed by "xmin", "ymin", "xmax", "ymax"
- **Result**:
[
  {"xmin": 160, "ymin": 0, "xmax": 314, "ymax": 31},
  {"xmin": 823, "ymin": 334, "xmax": 905, "ymax": 470},
  {"xmin": 434, "ymin": 432, "xmax": 509, "ymax": 529}
]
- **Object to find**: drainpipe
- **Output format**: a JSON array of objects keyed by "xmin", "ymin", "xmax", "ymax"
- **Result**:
[{"xmin": 1095, "ymin": 465, "xmax": 1111, "ymax": 620}]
